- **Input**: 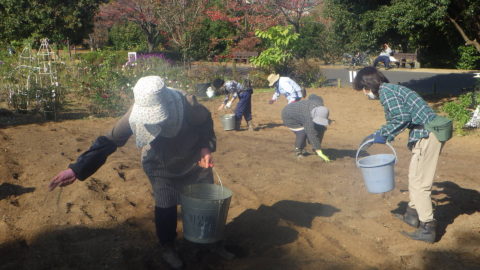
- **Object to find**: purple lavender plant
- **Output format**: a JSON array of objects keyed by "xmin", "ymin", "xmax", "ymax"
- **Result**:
[{"xmin": 137, "ymin": 53, "xmax": 173, "ymax": 65}]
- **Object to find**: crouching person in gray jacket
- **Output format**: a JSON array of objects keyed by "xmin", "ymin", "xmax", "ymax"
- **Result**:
[{"xmin": 281, "ymin": 94, "xmax": 331, "ymax": 162}]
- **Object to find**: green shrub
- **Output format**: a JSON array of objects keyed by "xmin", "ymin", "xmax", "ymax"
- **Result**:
[
  {"xmin": 295, "ymin": 18, "xmax": 326, "ymax": 59},
  {"xmin": 250, "ymin": 25, "xmax": 299, "ymax": 73},
  {"xmin": 248, "ymin": 69, "xmax": 270, "ymax": 88},
  {"xmin": 456, "ymin": 46, "xmax": 480, "ymax": 70},
  {"xmin": 185, "ymin": 64, "xmax": 228, "ymax": 85},
  {"xmin": 78, "ymin": 50, "xmax": 128, "ymax": 67},
  {"xmin": 78, "ymin": 51, "xmax": 105, "ymax": 65},
  {"xmin": 1, "ymin": 47, "xmax": 229, "ymax": 117},
  {"xmin": 189, "ymin": 18, "xmax": 235, "ymax": 61},
  {"xmin": 442, "ymin": 91, "xmax": 480, "ymax": 133},
  {"xmin": 290, "ymin": 60, "xmax": 326, "ymax": 88},
  {"xmin": 108, "ymin": 22, "xmax": 149, "ymax": 51}
]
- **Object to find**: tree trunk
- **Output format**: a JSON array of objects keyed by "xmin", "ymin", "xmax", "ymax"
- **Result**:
[
  {"xmin": 147, "ymin": 42, "xmax": 154, "ymax": 53},
  {"xmin": 88, "ymin": 34, "xmax": 95, "ymax": 51},
  {"xmin": 182, "ymin": 50, "xmax": 189, "ymax": 69},
  {"xmin": 293, "ymin": 22, "xmax": 300, "ymax": 33},
  {"xmin": 67, "ymin": 39, "xmax": 71, "ymax": 59},
  {"xmin": 448, "ymin": 16, "xmax": 480, "ymax": 53}
]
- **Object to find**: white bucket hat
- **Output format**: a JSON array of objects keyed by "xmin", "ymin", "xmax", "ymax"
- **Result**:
[
  {"xmin": 128, "ymin": 76, "xmax": 184, "ymax": 147},
  {"xmin": 311, "ymin": 106, "xmax": 329, "ymax": 126},
  {"xmin": 267, "ymin": 73, "xmax": 280, "ymax": 87}
]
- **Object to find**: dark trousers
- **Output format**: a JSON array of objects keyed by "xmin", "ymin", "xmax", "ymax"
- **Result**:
[
  {"xmin": 293, "ymin": 125, "xmax": 326, "ymax": 150},
  {"xmin": 152, "ymin": 167, "xmax": 213, "ymax": 245},
  {"xmin": 235, "ymin": 91, "xmax": 252, "ymax": 122},
  {"xmin": 155, "ymin": 205, "xmax": 177, "ymax": 244},
  {"xmin": 293, "ymin": 129, "xmax": 307, "ymax": 149},
  {"xmin": 374, "ymin": 55, "xmax": 390, "ymax": 68}
]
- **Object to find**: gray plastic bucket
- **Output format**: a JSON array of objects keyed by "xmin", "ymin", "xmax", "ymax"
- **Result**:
[
  {"xmin": 356, "ymin": 140, "xmax": 397, "ymax": 193},
  {"xmin": 180, "ymin": 183, "xmax": 232, "ymax": 244},
  {"xmin": 220, "ymin": 114, "xmax": 236, "ymax": 131}
]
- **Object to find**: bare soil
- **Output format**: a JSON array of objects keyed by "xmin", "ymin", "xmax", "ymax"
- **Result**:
[{"xmin": 0, "ymin": 86, "xmax": 479, "ymax": 270}]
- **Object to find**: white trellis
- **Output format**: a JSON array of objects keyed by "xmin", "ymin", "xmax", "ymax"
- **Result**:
[
  {"xmin": 7, "ymin": 38, "xmax": 60, "ymax": 119},
  {"xmin": 18, "ymin": 44, "xmax": 36, "ymax": 69},
  {"xmin": 7, "ymin": 44, "xmax": 36, "ymax": 110},
  {"xmin": 37, "ymin": 38, "xmax": 58, "ymax": 87}
]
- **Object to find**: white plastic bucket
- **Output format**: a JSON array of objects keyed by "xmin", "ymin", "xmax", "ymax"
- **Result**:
[
  {"xmin": 180, "ymin": 173, "xmax": 232, "ymax": 244},
  {"xmin": 356, "ymin": 140, "xmax": 397, "ymax": 193},
  {"xmin": 220, "ymin": 114, "xmax": 236, "ymax": 131}
]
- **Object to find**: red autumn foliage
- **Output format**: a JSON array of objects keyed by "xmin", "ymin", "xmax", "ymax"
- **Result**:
[
  {"xmin": 96, "ymin": 0, "xmax": 165, "ymax": 52},
  {"xmin": 206, "ymin": 0, "xmax": 282, "ymax": 52},
  {"xmin": 271, "ymin": 0, "xmax": 322, "ymax": 33}
]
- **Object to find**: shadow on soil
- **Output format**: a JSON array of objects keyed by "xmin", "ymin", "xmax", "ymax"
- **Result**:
[
  {"xmin": 0, "ymin": 201, "xmax": 340, "ymax": 270},
  {"xmin": 0, "ymin": 110, "xmax": 93, "ymax": 128},
  {"xmin": 322, "ymin": 148, "xmax": 358, "ymax": 160},
  {"xmin": 400, "ymin": 73, "xmax": 478, "ymax": 98},
  {"xmin": 398, "ymin": 230, "xmax": 480, "ymax": 270},
  {"xmin": 1, "ymin": 198, "xmax": 476, "ymax": 270},
  {"xmin": 224, "ymin": 200, "xmax": 340, "ymax": 260},
  {"xmin": 432, "ymin": 181, "xmax": 480, "ymax": 240},
  {"xmin": 0, "ymin": 220, "xmax": 236, "ymax": 270},
  {"xmin": 0, "ymin": 183, "xmax": 35, "ymax": 200},
  {"xmin": 391, "ymin": 181, "xmax": 480, "ymax": 242},
  {"xmin": 390, "ymin": 229, "xmax": 480, "ymax": 270},
  {"xmin": 420, "ymin": 231, "xmax": 480, "ymax": 270},
  {"xmin": 255, "ymin": 122, "xmax": 284, "ymax": 130},
  {"xmin": 0, "ymin": 222, "xmax": 168, "ymax": 270}
]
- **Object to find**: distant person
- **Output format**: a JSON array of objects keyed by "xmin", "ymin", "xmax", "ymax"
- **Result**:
[
  {"xmin": 373, "ymin": 43, "xmax": 393, "ymax": 69},
  {"xmin": 281, "ymin": 94, "xmax": 331, "ymax": 162},
  {"xmin": 213, "ymin": 78, "xmax": 255, "ymax": 131},
  {"xmin": 7, "ymin": 47, "xmax": 15, "ymax": 55},
  {"xmin": 267, "ymin": 74, "xmax": 305, "ymax": 104},
  {"xmin": 48, "ymin": 76, "xmax": 233, "ymax": 269},
  {"xmin": 353, "ymin": 67, "xmax": 452, "ymax": 243}
]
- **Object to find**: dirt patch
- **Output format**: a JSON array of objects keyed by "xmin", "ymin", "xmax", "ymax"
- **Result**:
[{"xmin": 0, "ymin": 87, "xmax": 479, "ymax": 270}]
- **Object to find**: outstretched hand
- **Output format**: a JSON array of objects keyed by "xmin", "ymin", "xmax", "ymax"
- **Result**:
[
  {"xmin": 198, "ymin": 148, "xmax": 214, "ymax": 168},
  {"xmin": 49, "ymin": 168, "xmax": 77, "ymax": 191},
  {"xmin": 360, "ymin": 132, "xmax": 387, "ymax": 149}
]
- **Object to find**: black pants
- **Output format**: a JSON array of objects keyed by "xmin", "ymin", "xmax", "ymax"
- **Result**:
[
  {"xmin": 293, "ymin": 129, "xmax": 307, "ymax": 149},
  {"xmin": 293, "ymin": 125, "xmax": 326, "ymax": 150},
  {"xmin": 155, "ymin": 206, "xmax": 177, "ymax": 244}
]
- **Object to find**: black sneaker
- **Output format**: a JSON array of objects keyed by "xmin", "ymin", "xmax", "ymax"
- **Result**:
[
  {"xmin": 294, "ymin": 148, "xmax": 306, "ymax": 158},
  {"xmin": 401, "ymin": 220, "xmax": 436, "ymax": 243}
]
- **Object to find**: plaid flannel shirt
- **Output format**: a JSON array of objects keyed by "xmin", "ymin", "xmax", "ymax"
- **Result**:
[{"xmin": 378, "ymin": 83, "xmax": 436, "ymax": 144}]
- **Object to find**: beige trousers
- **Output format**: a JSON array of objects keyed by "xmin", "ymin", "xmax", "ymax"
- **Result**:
[{"xmin": 408, "ymin": 134, "xmax": 443, "ymax": 222}]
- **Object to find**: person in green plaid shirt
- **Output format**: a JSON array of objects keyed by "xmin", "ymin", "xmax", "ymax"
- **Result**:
[{"xmin": 353, "ymin": 67, "xmax": 445, "ymax": 243}]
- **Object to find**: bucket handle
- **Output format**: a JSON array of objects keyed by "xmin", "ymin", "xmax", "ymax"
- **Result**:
[
  {"xmin": 212, "ymin": 167, "xmax": 224, "ymax": 194},
  {"xmin": 355, "ymin": 139, "xmax": 397, "ymax": 167}
]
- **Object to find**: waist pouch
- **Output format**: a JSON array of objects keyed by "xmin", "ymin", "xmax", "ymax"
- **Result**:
[{"xmin": 425, "ymin": 115, "xmax": 453, "ymax": 142}]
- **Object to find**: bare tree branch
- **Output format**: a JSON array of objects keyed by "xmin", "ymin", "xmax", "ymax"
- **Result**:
[{"xmin": 448, "ymin": 16, "xmax": 480, "ymax": 53}]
